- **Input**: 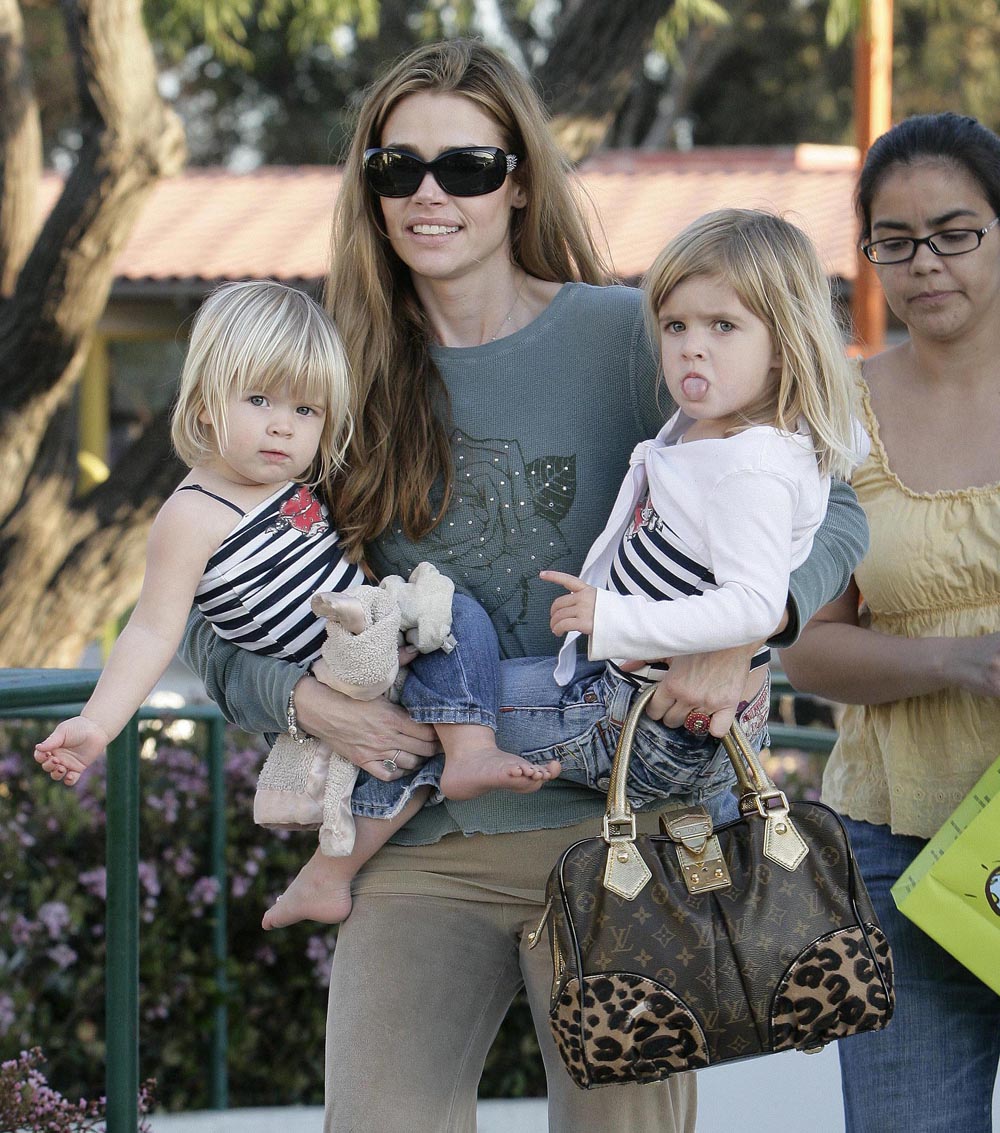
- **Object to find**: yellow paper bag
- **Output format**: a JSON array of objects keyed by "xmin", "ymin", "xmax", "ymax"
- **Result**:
[{"xmin": 891, "ymin": 756, "xmax": 1000, "ymax": 995}]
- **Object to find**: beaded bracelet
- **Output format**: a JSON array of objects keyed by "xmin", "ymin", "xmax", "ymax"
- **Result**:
[{"xmin": 286, "ymin": 687, "xmax": 310, "ymax": 743}]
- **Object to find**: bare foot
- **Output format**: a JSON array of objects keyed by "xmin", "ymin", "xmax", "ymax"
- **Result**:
[
  {"xmin": 440, "ymin": 746, "xmax": 561, "ymax": 801},
  {"xmin": 261, "ymin": 854, "xmax": 353, "ymax": 931}
]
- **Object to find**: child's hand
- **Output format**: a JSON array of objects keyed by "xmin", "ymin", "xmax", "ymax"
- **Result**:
[
  {"xmin": 542, "ymin": 571, "xmax": 598, "ymax": 637},
  {"xmin": 34, "ymin": 716, "xmax": 110, "ymax": 787}
]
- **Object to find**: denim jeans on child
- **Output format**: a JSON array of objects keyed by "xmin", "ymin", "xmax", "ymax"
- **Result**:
[
  {"xmin": 352, "ymin": 593, "xmax": 765, "ymax": 824},
  {"xmin": 493, "ymin": 656, "xmax": 768, "ymax": 813},
  {"xmin": 836, "ymin": 817, "xmax": 1000, "ymax": 1133}
]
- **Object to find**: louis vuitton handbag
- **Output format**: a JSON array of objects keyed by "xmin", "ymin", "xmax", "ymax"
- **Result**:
[{"xmin": 529, "ymin": 683, "xmax": 895, "ymax": 1089}]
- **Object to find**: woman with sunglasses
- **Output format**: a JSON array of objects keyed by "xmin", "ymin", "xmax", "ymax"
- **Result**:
[
  {"xmin": 182, "ymin": 38, "xmax": 868, "ymax": 1132},
  {"xmin": 782, "ymin": 112, "xmax": 1000, "ymax": 1133}
]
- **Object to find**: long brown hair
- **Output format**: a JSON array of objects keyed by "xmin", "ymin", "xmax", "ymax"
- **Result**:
[{"xmin": 327, "ymin": 38, "xmax": 610, "ymax": 559}]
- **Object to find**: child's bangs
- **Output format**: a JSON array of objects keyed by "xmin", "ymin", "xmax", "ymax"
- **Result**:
[{"xmin": 231, "ymin": 339, "xmax": 335, "ymax": 410}]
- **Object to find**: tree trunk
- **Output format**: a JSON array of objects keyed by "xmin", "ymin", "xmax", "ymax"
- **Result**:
[
  {"xmin": 0, "ymin": 0, "xmax": 42, "ymax": 297},
  {"xmin": 0, "ymin": 0, "xmax": 185, "ymax": 665},
  {"xmin": 534, "ymin": 0, "xmax": 674, "ymax": 161}
]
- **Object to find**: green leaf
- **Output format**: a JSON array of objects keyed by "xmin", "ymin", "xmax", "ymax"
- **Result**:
[{"xmin": 525, "ymin": 454, "xmax": 576, "ymax": 522}]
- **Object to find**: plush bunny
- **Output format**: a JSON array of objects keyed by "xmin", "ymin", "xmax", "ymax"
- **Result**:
[{"xmin": 253, "ymin": 562, "xmax": 455, "ymax": 856}]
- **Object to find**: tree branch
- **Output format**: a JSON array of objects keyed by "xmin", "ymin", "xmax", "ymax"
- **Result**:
[
  {"xmin": 0, "ymin": 0, "xmax": 185, "ymax": 520},
  {"xmin": 0, "ymin": 0, "xmax": 42, "ymax": 296},
  {"xmin": 535, "ymin": 0, "xmax": 674, "ymax": 161}
]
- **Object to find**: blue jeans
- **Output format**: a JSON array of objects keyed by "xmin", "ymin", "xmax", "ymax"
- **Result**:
[
  {"xmin": 837, "ymin": 817, "xmax": 1000, "ymax": 1133},
  {"xmin": 493, "ymin": 657, "xmax": 767, "ymax": 812},
  {"xmin": 353, "ymin": 593, "xmax": 756, "ymax": 823}
]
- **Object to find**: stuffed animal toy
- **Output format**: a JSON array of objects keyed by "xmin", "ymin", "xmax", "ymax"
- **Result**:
[{"xmin": 253, "ymin": 562, "xmax": 456, "ymax": 856}]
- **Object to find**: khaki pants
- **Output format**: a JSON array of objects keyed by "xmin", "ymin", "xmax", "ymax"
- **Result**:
[{"xmin": 324, "ymin": 819, "xmax": 697, "ymax": 1133}]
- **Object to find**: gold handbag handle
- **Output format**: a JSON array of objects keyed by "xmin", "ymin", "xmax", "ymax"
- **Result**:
[
  {"xmin": 721, "ymin": 717, "xmax": 781, "ymax": 801},
  {"xmin": 603, "ymin": 683, "xmax": 808, "ymax": 879},
  {"xmin": 604, "ymin": 683, "xmax": 658, "ymax": 839},
  {"xmin": 606, "ymin": 684, "xmax": 781, "ymax": 823}
]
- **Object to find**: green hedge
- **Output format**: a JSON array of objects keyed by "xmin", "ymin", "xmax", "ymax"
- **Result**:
[{"xmin": 0, "ymin": 720, "xmax": 544, "ymax": 1112}]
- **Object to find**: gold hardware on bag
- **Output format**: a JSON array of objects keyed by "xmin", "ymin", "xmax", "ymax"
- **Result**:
[
  {"xmin": 763, "ymin": 808, "xmax": 809, "ymax": 870},
  {"xmin": 603, "ymin": 813, "xmax": 636, "ymax": 842},
  {"xmin": 660, "ymin": 807, "xmax": 732, "ymax": 893},
  {"xmin": 599, "ymin": 685, "xmax": 811, "ymax": 895},
  {"xmin": 724, "ymin": 724, "xmax": 809, "ymax": 871},
  {"xmin": 603, "ymin": 838, "xmax": 652, "ymax": 899},
  {"xmin": 675, "ymin": 838, "xmax": 731, "ymax": 893},
  {"xmin": 661, "ymin": 808, "xmax": 712, "ymax": 851},
  {"xmin": 599, "ymin": 684, "xmax": 657, "ymax": 900},
  {"xmin": 550, "ymin": 920, "xmax": 565, "ymax": 984},
  {"xmin": 527, "ymin": 897, "xmax": 552, "ymax": 949}
]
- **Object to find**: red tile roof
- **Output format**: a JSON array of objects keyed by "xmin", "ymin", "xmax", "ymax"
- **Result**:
[
  {"xmin": 579, "ymin": 145, "xmax": 861, "ymax": 281},
  {"xmin": 40, "ymin": 145, "xmax": 862, "ymax": 289}
]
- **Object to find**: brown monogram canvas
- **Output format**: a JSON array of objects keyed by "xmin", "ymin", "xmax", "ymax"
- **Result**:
[{"xmin": 545, "ymin": 801, "xmax": 895, "ymax": 1089}]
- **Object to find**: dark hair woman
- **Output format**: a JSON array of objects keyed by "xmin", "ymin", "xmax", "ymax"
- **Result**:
[{"xmin": 783, "ymin": 112, "xmax": 1000, "ymax": 1133}]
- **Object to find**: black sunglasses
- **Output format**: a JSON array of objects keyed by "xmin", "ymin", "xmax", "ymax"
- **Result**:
[{"xmin": 363, "ymin": 146, "xmax": 519, "ymax": 198}]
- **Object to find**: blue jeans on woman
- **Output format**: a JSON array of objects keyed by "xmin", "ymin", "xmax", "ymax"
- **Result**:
[
  {"xmin": 838, "ymin": 817, "xmax": 1000, "ymax": 1133},
  {"xmin": 352, "ymin": 592, "xmax": 757, "ymax": 824}
]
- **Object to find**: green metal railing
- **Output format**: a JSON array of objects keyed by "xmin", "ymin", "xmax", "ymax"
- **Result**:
[
  {"xmin": 0, "ymin": 670, "xmax": 229, "ymax": 1133},
  {"xmin": 769, "ymin": 669, "xmax": 838, "ymax": 752}
]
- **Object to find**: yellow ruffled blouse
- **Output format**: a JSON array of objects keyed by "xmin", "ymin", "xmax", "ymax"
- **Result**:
[{"xmin": 822, "ymin": 382, "xmax": 1000, "ymax": 838}]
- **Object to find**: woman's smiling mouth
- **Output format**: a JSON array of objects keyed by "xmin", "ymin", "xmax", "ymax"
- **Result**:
[{"xmin": 411, "ymin": 223, "xmax": 460, "ymax": 236}]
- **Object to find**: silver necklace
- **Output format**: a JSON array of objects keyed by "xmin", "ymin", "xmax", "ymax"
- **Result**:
[{"xmin": 487, "ymin": 273, "xmax": 527, "ymax": 343}]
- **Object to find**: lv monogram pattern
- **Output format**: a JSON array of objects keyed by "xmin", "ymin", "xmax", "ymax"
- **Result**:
[{"xmin": 546, "ymin": 802, "xmax": 895, "ymax": 1089}]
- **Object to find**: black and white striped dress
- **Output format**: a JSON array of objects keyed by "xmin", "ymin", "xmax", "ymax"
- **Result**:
[{"xmin": 190, "ymin": 482, "xmax": 363, "ymax": 665}]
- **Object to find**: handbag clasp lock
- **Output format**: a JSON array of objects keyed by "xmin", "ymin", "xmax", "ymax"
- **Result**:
[{"xmin": 661, "ymin": 808, "xmax": 732, "ymax": 894}]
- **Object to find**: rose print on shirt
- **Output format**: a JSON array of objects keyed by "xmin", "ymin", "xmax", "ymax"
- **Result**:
[
  {"xmin": 627, "ymin": 497, "xmax": 656, "ymax": 539},
  {"xmin": 270, "ymin": 485, "xmax": 328, "ymax": 537}
]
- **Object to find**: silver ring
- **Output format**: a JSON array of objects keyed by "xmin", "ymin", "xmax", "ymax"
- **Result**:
[{"xmin": 382, "ymin": 751, "xmax": 400, "ymax": 773}]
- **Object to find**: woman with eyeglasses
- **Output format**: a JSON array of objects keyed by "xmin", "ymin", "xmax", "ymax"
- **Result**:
[
  {"xmin": 782, "ymin": 111, "xmax": 1000, "ymax": 1133},
  {"xmin": 182, "ymin": 39, "xmax": 867, "ymax": 1132}
]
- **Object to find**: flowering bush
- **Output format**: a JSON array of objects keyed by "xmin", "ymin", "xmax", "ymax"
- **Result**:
[
  {"xmin": 0, "ymin": 1047, "xmax": 154, "ymax": 1132},
  {"xmin": 0, "ymin": 719, "xmax": 545, "ymax": 1112},
  {"xmin": 0, "ymin": 720, "xmax": 341, "ymax": 1111}
]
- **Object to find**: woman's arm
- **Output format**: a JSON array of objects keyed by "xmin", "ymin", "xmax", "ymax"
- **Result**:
[
  {"xmin": 638, "ymin": 474, "xmax": 865, "ymax": 736},
  {"xmin": 780, "ymin": 581, "xmax": 1000, "ymax": 705},
  {"xmin": 180, "ymin": 607, "xmax": 301, "ymax": 733},
  {"xmin": 179, "ymin": 609, "xmax": 439, "ymax": 775},
  {"xmin": 775, "ymin": 478, "xmax": 869, "ymax": 646}
]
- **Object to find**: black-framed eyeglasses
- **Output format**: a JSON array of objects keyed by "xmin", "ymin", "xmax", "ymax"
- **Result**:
[
  {"xmin": 363, "ymin": 146, "xmax": 519, "ymax": 198},
  {"xmin": 862, "ymin": 216, "xmax": 1000, "ymax": 264}
]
